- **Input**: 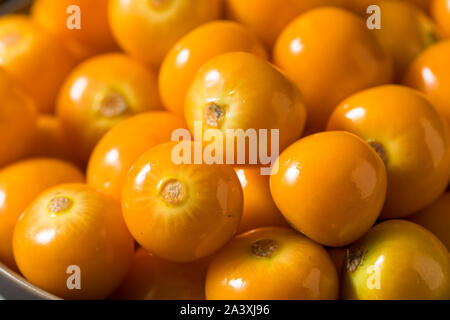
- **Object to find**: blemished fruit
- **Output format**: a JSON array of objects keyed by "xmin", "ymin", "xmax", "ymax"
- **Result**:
[
  {"xmin": 274, "ymin": 7, "xmax": 392, "ymax": 133},
  {"xmin": 112, "ymin": 247, "xmax": 209, "ymax": 300},
  {"xmin": 205, "ymin": 227, "xmax": 339, "ymax": 300},
  {"xmin": 13, "ymin": 183, "xmax": 134, "ymax": 300},
  {"xmin": 87, "ymin": 112, "xmax": 186, "ymax": 202},
  {"xmin": 403, "ymin": 40, "xmax": 450, "ymax": 127},
  {"xmin": 109, "ymin": 0, "xmax": 223, "ymax": 67},
  {"xmin": 56, "ymin": 53, "xmax": 162, "ymax": 163},
  {"xmin": 341, "ymin": 220, "xmax": 450, "ymax": 300},
  {"xmin": 159, "ymin": 20, "xmax": 268, "ymax": 116},
  {"xmin": 122, "ymin": 141, "xmax": 243, "ymax": 262},
  {"xmin": 0, "ymin": 15, "xmax": 75, "ymax": 113},
  {"xmin": 0, "ymin": 68, "xmax": 37, "ymax": 168},
  {"xmin": 0, "ymin": 159, "xmax": 84, "ymax": 270},
  {"xmin": 431, "ymin": 0, "xmax": 450, "ymax": 37},
  {"xmin": 31, "ymin": 0, "xmax": 118, "ymax": 61},
  {"xmin": 185, "ymin": 52, "xmax": 307, "ymax": 166},
  {"xmin": 235, "ymin": 168, "xmax": 288, "ymax": 233},
  {"xmin": 327, "ymin": 85, "xmax": 450, "ymax": 218},
  {"xmin": 270, "ymin": 131, "xmax": 387, "ymax": 247},
  {"xmin": 410, "ymin": 192, "xmax": 450, "ymax": 251}
]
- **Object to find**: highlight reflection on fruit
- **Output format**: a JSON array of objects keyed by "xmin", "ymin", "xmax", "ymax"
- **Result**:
[
  {"xmin": 270, "ymin": 131, "xmax": 387, "ymax": 247},
  {"xmin": 341, "ymin": 220, "xmax": 450, "ymax": 300},
  {"xmin": 12, "ymin": 184, "xmax": 135, "ymax": 300},
  {"xmin": 327, "ymin": 85, "xmax": 450, "ymax": 219},
  {"xmin": 122, "ymin": 141, "xmax": 243, "ymax": 262},
  {"xmin": 205, "ymin": 227, "xmax": 339, "ymax": 300}
]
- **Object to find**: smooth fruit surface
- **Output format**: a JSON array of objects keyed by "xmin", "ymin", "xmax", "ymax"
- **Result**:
[
  {"xmin": 205, "ymin": 227, "xmax": 339, "ymax": 300},
  {"xmin": 403, "ymin": 40, "xmax": 450, "ymax": 126},
  {"xmin": 13, "ymin": 183, "xmax": 134, "ymax": 300},
  {"xmin": 0, "ymin": 159, "xmax": 84, "ymax": 270},
  {"xmin": 185, "ymin": 52, "xmax": 307, "ymax": 165},
  {"xmin": 109, "ymin": 0, "xmax": 223, "ymax": 67},
  {"xmin": 341, "ymin": 220, "xmax": 450, "ymax": 300},
  {"xmin": 274, "ymin": 7, "xmax": 392, "ymax": 133},
  {"xmin": 159, "ymin": 20, "xmax": 268, "ymax": 116},
  {"xmin": 225, "ymin": 0, "xmax": 331, "ymax": 50},
  {"xmin": 87, "ymin": 112, "xmax": 186, "ymax": 202},
  {"xmin": 122, "ymin": 141, "xmax": 243, "ymax": 262},
  {"xmin": 31, "ymin": 0, "xmax": 118, "ymax": 60},
  {"xmin": 270, "ymin": 131, "xmax": 387, "ymax": 247},
  {"xmin": 0, "ymin": 15, "xmax": 74, "ymax": 113},
  {"xmin": 57, "ymin": 53, "xmax": 162, "ymax": 163},
  {"xmin": 112, "ymin": 247, "xmax": 209, "ymax": 300},
  {"xmin": 0, "ymin": 68, "xmax": 36, "ymax": 167},
  {"xmin": 410, "ymin": 192, "xmax": 450, "ymax": 251},
  {"xmin": 327, "ymin": 85, "xmax": 450, "ymax": 218},
  {"xmin": 235, "ymin": 168, "xmax": 288, "ymax": 233},
  {"xmin": 431, "ymin": 0, "xmax": 450, "ymax": 37}
]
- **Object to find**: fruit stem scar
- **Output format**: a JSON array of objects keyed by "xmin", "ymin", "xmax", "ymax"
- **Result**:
[
  {"xmin": 48, "ymin": 196, "xmax": 73, "ymax": 214},
  {"xmin": 204, "ymin": 102, "xmax": 223, "ymax": 128},
  {"xmin": 346, "ymin": 248, "xmax": 365, "ymax": 272},
  {"xmin": 251, "ymin": 239, "xmax": 279, "ymax": 258},
  {"xmin": 99, "ymin": 92, "xmax": 128, "ymax": 117},
  {"xmin": 369, "ymin": 141, "xmax": 388, "ymax": 164},
  {"xmin": 159, "ymin": 179, "xmax": 187, "ymax": 206}
]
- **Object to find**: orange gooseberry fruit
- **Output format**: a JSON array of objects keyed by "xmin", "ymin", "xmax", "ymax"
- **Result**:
[
  {"xmin": 159, "ymin": 20, "xmax": 268, "ymax": 116},
  {"xmin": 13, "ymin": 183, "xmax": 135, "ymax": 300},
  {"xmin": 108, "ymin": 0, "xmax": 223, "ymax": 68},
  {"xmin": 341, "ymin": 220, "xmax": 450, "ymax": 300},
  {"xmin": 410, "ymin": 192, "xmax": 450, "ymax": 251},
  {"xmin": 0, "ymin": 68, "xmax": 36, "ymax": 168},
  {"xmin": 431, "ymin": 0, "xmax": 450, "ymax": 37},
  {"xmin": 327, "ymin": 85, "xmax": 450, "ymax": 219},
  {"xmin": 185, "ymin": 52, "xmax": 307, "ymax": 166},
  {"xmin": 56, "ymin": 53, "xmax": 162, "ymax": 163},
  {"xmin": 205, "ymin": 227, "xmax": 339, "ymax": 300},
  {"xmin": 112, "ymin": 247, "xmax": 209, "ymax": 300},
  {"xmin": 270, "ymin": 131, "xmax": 387, "ymax": 247},
  {"xmin": 87, "ymin": 112, "xmax": 186, "ymax": 202},
  {"xmin": 28, "ymin": 115, "xmax": 77, "ymax": 165},
  {"xmin": 273, "ymin": 7, "xmax": 392, "ymax": 133},
  {"xmin": 0, "ymin": 159, "xmax": 84, "ymax": 271},
  {"xmin": 31, "ymin": 0, "xmax": 118, "ymax": 61},
  {"xmin": 0, "ymin": 15, "xmax": 75, "ymax": 113},
  {"xmin": 403, "ymin": 40, "xmax": 450, "ymax": 127},
  {"xmin": 234, "ymin": 168, "xmax": 288, "ymax": 233},
  {"xmin": 225, "ymin": 0, "xmax": 331, "ymax": 51},
  {"xmin": 122, "ymin": 141, "xmax": 243, "ymax": 262}
]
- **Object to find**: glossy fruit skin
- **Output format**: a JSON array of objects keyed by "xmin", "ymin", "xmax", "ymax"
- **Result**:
[
  {"xmin": 122, "ymin": 141, "xmax": 243, "ymax": 262},
  {"xmin": 0, "ymin": 15, "xmax": 75, "ymax": 113},
  {"xmin": 235, "ymin": 168, "xmax": 288, "ymax": 233},
  {"xmin": 13, "ymin": 183, "xmax": 135, "ymax": 300},
  {"xmin": 28, "ymin": 116, "xmax": 77, "ymax": 165},
  {"xmin": 185, "ymin": 52, "xmax": 307, "ymax": 165},
  {"xmin": 0, "ymin": 159, "xmax": 84, "ymax": 271},
  {"xmin": 56, "ymin": 53, "xmax": 162, "ymax": 163},
  {"xmin": 274, "ymin": 7, "xmax": 392, "ymax": 133},
  {"xmin": 87, "ymin": 112, "xmax": 186, "ymax": 202},
  {"xmin": 109, "ymin": 0, "xmax": 223, "ymax": 68},
  {"xmin": 327, "ymin": 85, "xmax": 450, "ymax": 219},
  {"xmin": 403, "ymin": 40, "xmax": 450, "ymax": 127},
  {"xmin": 159, "ymin": 20, "xmax": 268, "ymax": 116},
  {"xmin": 341, "ymin": 220, "xmax": 450, "ymax": 300},
  {"xmin": 31, "ymin": 0, "xmax": 118, "ymax": 61},
  {"xmin": 410, "ymin": 192, "xmax": 450, "ymax": 251},
  {"xmin": 225, "ymin": 0, "xmax": 331, "ymax": 50},
  {"xmin": 270, "ymin": 131, "xmax": 387, "ymax": 247},
  {"xmin": 112, "ymin": 247, "xmax": 209, "ymax": 300},
  {"xmin": 431, "ymin": 0, "xmax": 450, "ymax": 37},
  {"xmin": 0, "ymin": 68, "xmax": 37, "ymax": 167},
  {"xmin": 205, "ymin": 227, "xmax": 339, "ymax": 300}
]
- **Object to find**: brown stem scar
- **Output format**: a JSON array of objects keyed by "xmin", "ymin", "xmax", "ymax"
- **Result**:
[{"xmin": 251, "ymin": 239, "xmax": 279, "ymax": 258}]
